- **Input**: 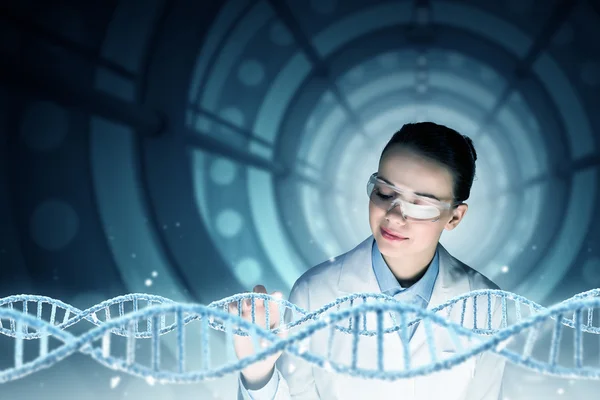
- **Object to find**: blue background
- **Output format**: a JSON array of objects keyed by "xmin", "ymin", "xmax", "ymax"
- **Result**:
[{"xmin": 1, "ymin": 0, "xmax": 599, "ymax": 398}]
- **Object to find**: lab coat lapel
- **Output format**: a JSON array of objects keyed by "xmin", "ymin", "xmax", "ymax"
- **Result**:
[
  {"xmin": 409, "ymin": 243, "xmax": 472, "ymax": 363},
  {"xmin": 337, "ymin": 236, "xmax": 381, "ymax": 294},
  {"xmin": 334, "ymin": 237, "xmax": 472, "ymax": 371},
  {"xmin": 336, "ymin": 236, "xmax": 402, "ymax": 372},
  {"xmin": 337, "ymin": 237, "xmax": 470, "ymax": 299}
]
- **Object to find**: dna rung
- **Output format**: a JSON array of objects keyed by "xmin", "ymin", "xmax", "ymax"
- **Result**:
[
  {"xmin": 3, "ymin": 291, "xmax": 598, "ymax": 340},
  {"xmin": 276, "ymin": 298, "xmax": 600, "ymax": 380},
  {"xmin": 0, "ymin": 304, "xmax": 223, "ymax": 384},
  {"xmin": 0, "ymin": 294, "xmax": 205, "ymax": 340},
  {"xmin": 1, "ymin": 291, "xmax": 600, "ymax": 384}
]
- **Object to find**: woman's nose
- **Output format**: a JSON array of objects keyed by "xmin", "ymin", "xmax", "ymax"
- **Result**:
[{"xmin": 385, "ymin": 202, "xmax": 407, "ymax": 224}]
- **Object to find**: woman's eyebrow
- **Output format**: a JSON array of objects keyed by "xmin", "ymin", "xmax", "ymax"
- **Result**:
[
  {"xmin": 378, "ymin": 174, "xmax": 442, "ymax": 202},
  {"xmin": 414, "ymin": 192, "xmax": 442, "ymax": 202}
]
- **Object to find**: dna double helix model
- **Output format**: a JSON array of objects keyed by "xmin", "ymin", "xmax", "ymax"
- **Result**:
[{"xmin": 1, "ymin": 289, "xmax": 600, "ymax": 385}]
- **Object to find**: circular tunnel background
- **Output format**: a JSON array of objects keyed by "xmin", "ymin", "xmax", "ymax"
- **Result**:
[
  {"xmin": 86, "ymin": 7, "xmax": 600, "ymax": 398},
  {"xmin": 143, "ymin": 0, "xmax": 600, "ymax": 307},
  {"xmin": 1, "ymin": 0, "xmax": 600, "ymax": 399}
]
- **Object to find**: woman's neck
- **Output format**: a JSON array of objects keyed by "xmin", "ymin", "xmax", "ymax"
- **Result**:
[{"xmin": 382, "ymin": 247, "xmax": 436, "ymax": 284}]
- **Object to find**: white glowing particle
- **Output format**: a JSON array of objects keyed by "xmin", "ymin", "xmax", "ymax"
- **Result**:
[
  {"xmin": 151, "ymin": 271, "xmax": 158, "ymax": 278},
  {"xmin": 278, "ymin": 325, "xmax": 289, "ymax": 334},
  {"xmin": 298, "ymin": 342, "xmax": 309, "ymax": 354},
  {"xmin": 501, "ymin": 265, "xmax": 509, "ymax": 273},
  {"xmin": 557, "ymin": 388, "xmax": 564, "ymax": 395},
  {"xmin": 329, "ymin": 257, "xmax": 336, "ymax": 263},
  {"xmin": 494, "ymin": 337, "xmax": 512, "ymax": 352},
  {"xmin": 145, "ymin": 279, "xmax": 153, "ymax": 287},
  {"xmin": 145, "ymin": 376, "xmax": 156, "ymax": 386},
  {"xmin": 110, "ymin": 376, "xmax": 121, "ymax": 389},
  {"xmin": 288, "ymin": 363, "xmax": 296, "ymax": 374}
]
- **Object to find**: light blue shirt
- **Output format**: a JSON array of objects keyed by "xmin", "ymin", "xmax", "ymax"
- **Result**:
[
  {"xmin": 371, "ymin": 240, "xmax": 439, "ymax": 341},
  {"xmin": 240, "ymin": 240, "xmax": 439, "ymax": 399}
]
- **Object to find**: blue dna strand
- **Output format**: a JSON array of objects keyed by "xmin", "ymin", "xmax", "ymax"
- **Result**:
[{"xmin": 0, "ymin": 289, "xmax": 600, "ymax": 385}]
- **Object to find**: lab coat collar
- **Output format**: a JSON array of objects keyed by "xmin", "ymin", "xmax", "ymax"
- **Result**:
[
  {"xmin": 336, "ymin": 235, "xmax": 473, "ymax": 355},
  {"xmin": 337, "ymin": 235, "xmax": 471, "ymax": 302}
]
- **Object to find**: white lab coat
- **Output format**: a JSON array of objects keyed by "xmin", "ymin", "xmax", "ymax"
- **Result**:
[{"xmin": 239, "ymin": 235, "xmax": 505, "ymax": 399}]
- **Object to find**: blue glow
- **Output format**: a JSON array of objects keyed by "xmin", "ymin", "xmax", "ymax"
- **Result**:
[
  {"xmin": 533, "ymin": 53, "xmax": 596, "ymax": 159},
  {"xmin": 188, "ymin": 0, "xmax": 252, "ymax": 103},
  {"xmin": 252, "ymin": 51, "xmax": 312, "ymax": 150},
  {"xmin": 200, "ymin": 2, "xmax": 272, "ymax": 114},
  {"xmin": 517, "ymin": 168, "xmax": 598, "ymax": 302},
  {"xmin": 312, "ymin": 2, "xmax": 412, "ymax": 57},
  {"xmin": 432, "ymin": 2, "xmax": 531, "ymax": 58},
  {"xmin": 247, "ymin": 168, "xmax": 304, "ymax": 289}
]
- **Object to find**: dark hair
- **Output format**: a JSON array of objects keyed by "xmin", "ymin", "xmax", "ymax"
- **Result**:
[{"xmin": 380, "ymin": 122, "xmax": 477, "ymax": 203}]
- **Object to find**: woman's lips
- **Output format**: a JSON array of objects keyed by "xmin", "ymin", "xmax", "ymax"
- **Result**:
[{"xmin": 380, "ymin": 227, "xmax": 408, "ymax": 241}]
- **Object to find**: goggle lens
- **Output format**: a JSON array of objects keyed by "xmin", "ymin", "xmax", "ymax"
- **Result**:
[{"xmin": 367, "ymin": 177, "xmax": 443, "ymax": 222}]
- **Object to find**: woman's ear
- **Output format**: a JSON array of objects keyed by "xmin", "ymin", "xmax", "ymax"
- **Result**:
[{"xmin": 444, "ymin": 203, "xmax": 468, "ymax": 231}]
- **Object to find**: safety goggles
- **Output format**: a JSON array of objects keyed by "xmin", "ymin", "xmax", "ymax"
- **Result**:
[{"xmin": 366, "ymin": 173, "xmax": 454, "ymax": 222}]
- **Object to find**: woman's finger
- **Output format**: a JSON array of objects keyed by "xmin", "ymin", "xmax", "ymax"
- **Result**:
[
  {"xmin": 239, "ymin": 289, "xmax": 253, "ymax": 314},
  {"xmin": 253, "ymin": 285, "xmax": 268, "ymax": 312},
  {"xmin": 242, "ymin": 297, "xmax": 252, "ymax": 313},
  {"xmin": 267, "ymin": 291, "xmax": 283, "ymax": 327},
  {"xmin": 228, "ymin": 301, "xmax": 238, "ymax": 314},
  {"xmin": 254, "ymin": 284, "xmax": 267, "ymax": 294}
]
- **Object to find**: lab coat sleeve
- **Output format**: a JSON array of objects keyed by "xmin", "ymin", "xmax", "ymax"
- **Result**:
[
  {"xmin": 237, "ymin": 278, "xmax": 321, "ymax": 400},
  {"xmin": 464, "ymin": 293, "xmax": 506, "ymax": 400},
  {"xmin": 238, "ymin": 366, "xmax": 281, "ymax": 400}
]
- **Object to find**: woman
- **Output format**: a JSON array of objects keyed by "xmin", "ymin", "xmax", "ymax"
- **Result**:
[{"xmin": 232, "ymin": 122, "xmax": 505, "ymax": 400}]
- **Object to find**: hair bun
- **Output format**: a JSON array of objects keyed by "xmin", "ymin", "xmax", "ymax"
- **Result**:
[{"xmin": 463, "ymin": 135, "xmax": 478, "ymax": 162}]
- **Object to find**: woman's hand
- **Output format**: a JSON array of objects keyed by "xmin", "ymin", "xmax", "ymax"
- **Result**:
[{"xmin": 229, "ymin": 284, "xmax": 287, "ymax": 388}]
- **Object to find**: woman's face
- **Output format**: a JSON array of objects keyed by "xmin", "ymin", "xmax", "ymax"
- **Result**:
[{"xmin": 368, "ymin": 145, "xmax": 467, "ymax": 259}]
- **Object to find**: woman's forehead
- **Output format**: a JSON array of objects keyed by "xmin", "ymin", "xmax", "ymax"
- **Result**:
[{"xmin": 378, "ymin": 148, "xmax": 454, "ymax": 198}]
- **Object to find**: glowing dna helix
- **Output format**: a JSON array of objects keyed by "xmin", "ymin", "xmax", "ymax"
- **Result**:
[{"xmin": 1, "ymin": 289, "xmax": 600, "ymax": 385}]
